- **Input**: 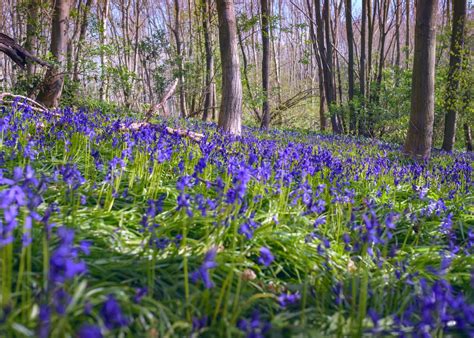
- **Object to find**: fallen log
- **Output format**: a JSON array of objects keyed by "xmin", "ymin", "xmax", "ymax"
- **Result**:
[
  {"xmin": 0, "ymin": 92, "xmax": 61, "ymax": 116},
  {"xmin": 146, "ymin": 79, "xmax": 178, "ymax": 121},
  {"xmin": 119, "ymin": 122, "xmax": 204, "ymax": 143}
]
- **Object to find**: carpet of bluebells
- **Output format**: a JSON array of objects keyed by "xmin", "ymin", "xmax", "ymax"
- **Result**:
[{"xmin": 0, "ymin": 101, "xmax": 473, "ymax": 337}]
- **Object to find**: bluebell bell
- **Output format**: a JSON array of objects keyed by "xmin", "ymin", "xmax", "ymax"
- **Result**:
[
  {"xmin": 278, "ymin": 291, "xmax": 301, "ymax": 308},
  {"xmin": 78, "ymin": 325, "xmax": 103, "ymax": 338},
  {"xmin": 100, "ymin": 295, "xmax": 128, "ymax": 329},
  {"xmin": 191, "ymin": 247, "xmax": 218, "ymax": 289},
  {"xmin": 258, "ymin": 247, "xmax": 274, "ymax": 267},
  {"xmin": 237, "ymin": 311, "xmax": 271, "ymax": 338}
]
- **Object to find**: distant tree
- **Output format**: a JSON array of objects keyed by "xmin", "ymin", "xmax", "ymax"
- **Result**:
[
  {"xmin": 37, "ymin": 0, "xmax": 71, "ymax": 107},
  {"xmin": 201, "ymin": 0, "xmax": 215, "ymax": 122},
  {"xmin": 442, "ymin": 0, "xmax": 467, "ymax": 152},
  {"xmin": 405, "ymin": 0, "xmax": 410, "ymax": 68},
  {"xmin": 98, "ymin": 0, "xmax": 109, "ymax": 101},
  {"xmin": 359, "ymin": 0, "xmax": 367, "ymax": 136},
  {"xmin": 173, "ymin": 0, "xmax": 187, "ymax": 118},
  {"xmin": 260, "ymin": 0, "xmax": 271, "ymax": 130},
  {"xmin": 345, "ymin": 0, "xmax": 355, "ymax": 134},
  {"xmin": 24, "ymin": 0, "xmax": 40, "ymax": 77},
  {"xmin": 216, "ymin": 0, "xmax": 242, "ymax": 135},
  {"xmin": 404, "ymin": 0, "xmax": 438, "ymax": 159},
  {"xmin": 315, "ymin": 0, "xmax": 341, "ymax": 134}
]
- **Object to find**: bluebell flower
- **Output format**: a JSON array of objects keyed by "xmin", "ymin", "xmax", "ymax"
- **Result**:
[
  {"xmin": 100, "ymin": 295, "xmax": 128, "ymax": 330},
  {"xmin": 133, "ymin": 287, "xmax": 148, "ymax": 303},
  {"xmin": 49, "ymin": 227, "xmax": 87, "ymax": 284},
  {"xmin": 278, "ymin": 291, "xmax": 301, "ymax": 308},
  {"xmin": 191, "ymin": 248, "xmax": 218, "ymax": 289},
  {"xmin": 38, "ymin": 305, "xmax": 51, "ymax": 338},
  {"xmin": 237, "ymin": 311, "xmax": 271, "ymax": 338},
  {"xmin": 78, "ymin": 325, "xmax": 103, "ymax": 338},
  {"xmin": 258, "ymin": 247, "xmax": 274, "ymax": 267},
  {"xmin": 192, "ymin": 315, "xmax": 209, "ymax": 333}
]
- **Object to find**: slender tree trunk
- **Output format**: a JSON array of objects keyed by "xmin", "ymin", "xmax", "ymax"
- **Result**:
[
  {"xmin": 99, "ymin": 0, "xmax": 109, "ymax": 101},
  {"xmin": 405, "ymin": 0, "xmax": 410, "ymax": 68},
  {"xmin": 374, "ymin": 0, "xmax": 388, "ymax": 106},
  {"xmin": 202, "ymin": 0, "xmax": 215, "ymax": 122},
  {"xmin": 237, "ymin": 22, "xmax": 260, "ymax": 121},
  {"xmin": 366, "ymin": 0, "xmax": 374, "ymax": 100},
  {"xmin": 216, "ymin": 0, "xmax": 242, "ymax": 135},
  {"xmin": 73, "ymin": 0, "xmax": 93, "ymax": 83},
  {"xmin": 404, "ymin": 0, "xmax": 438, "ymax": 159},
  {"xmin": 36, "ymin": 0, "xmax": 71, "ymax": 107},
  {"xmin": 25, "ymin": 0, "xmax": 39, "ymax": 77},
  {"xmin": 345, "ymin": 0, "xmax": 355, "ymax": 133},
  {"xmin": 464, "ymin": 123, "xmax": 473, "ymax": 151},
  {"xmin": 306, "ymin": 0, "xmax": 327, "ymax": 131},
  {"xmin": 174, "ymin": 0, "xmax": 187, "ymax": 118},
  {"xmin": 260, "ymin": 0, "xmax": 271, "ymax": 129},
  {"xmin": 315, "ymin": 0, "xmax": 340, "ymax": 134},
  {"xmin": 395, "ymin": 0, "xmax": 401, "ymax": 68},
  {"xmin": 442, "ymin": 0, "xmax": 467, "ymax": 151},
  {"xmin": 359, "ymin": 0, "xmax": 367, "ymax": 136}
]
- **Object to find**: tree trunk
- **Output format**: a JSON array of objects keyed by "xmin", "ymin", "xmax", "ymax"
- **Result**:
[
  {"xmin": 374, "ymin": 0, "xmax": 389, "ymax": 110},
  {"xmin": 260, "ymin": 0, "xmax": 271, "ymax": 129},
  {"xmin": 404, "ymin": 0, "xmax": 438, "ymax": 160},
  {"xmin": 201, "ymin": 0, "xmax": 215, "ymax": 122},
  {"xmin": 359, "ymin": 0, "xmax": 367, "ymax": 136},
  {"xmin": 323, "ymin": 0, "xmax": 340, "ymax": 133},
  {"xmin": 216, "ymin": 0, "xmax": 242, "ymax": 135},
  {"xmin": 73, "ymin": 0, "xmax": 93, "ymax": 83},
  {"xmin": 345, "ymin": 0, "xmax": 355, "ymax": 134},
  {"xmin": 306, "ymin": 0, "xmax": 327, "ymax": 131},
  {"xmin": 405, "ymin": 0, "xmax": 410, "ymax": 68},
  {"xmin": 25, "ymin": 0, "xmax": 39, "ymax": 77},
  {"xmin": 442, "ymin": 0, "xmax": 466, "ymax": 152},
  {"xmin": 99, "ymin": 0, "xmax": 109, "ymax": 101},
  {"xmin": 395, "ymin": 0, "xmax": 401, "ymax": 68},
  {"xmin": 315, "ymin": 0, "xmax": 340, "ymax": 134},
  {"xmin": 464, "ymin": 123, "xmax": 473, "ymax": 152},
  {"xmin": 174, "ymin": 0, "xmax": 187, "ymax": 118},
  {"xmin": 36, "ymin": 0, "xmax": 71, "ymax": 107}
]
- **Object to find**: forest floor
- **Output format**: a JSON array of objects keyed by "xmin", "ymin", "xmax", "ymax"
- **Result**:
[{"xmin": 0, "ymin": 103, "xmax": 473, "ymax": 337}]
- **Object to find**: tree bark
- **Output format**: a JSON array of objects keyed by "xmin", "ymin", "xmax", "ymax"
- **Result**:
[
  {"xmin": 405, "ymin": 0, "xmax": 410, "ymax": 68},
  {"xmin": 174, "ymin": 0, "xmax": 187, "ymax": 118},
  {"xmin": 216, "ymin": 0, "xmax": 243, "ymax": 135},
  {"xmin": 359, "ymin": 0, "xmax": 367, "ymax": 135},
  {"xmin": 345, "ymin": 0, "xmax": 355, "ymax": 134},
  {"xmin": 306, "ymin": 0, "xmax": 327, "ymax": 131},
  {"xmin": 442, "ymin": 0, "xmax": 467, "ymax": 152},
  {"xmin": 315, "ymin": 0, "xmax": 341, "ymax": 134},
  {"xmin": 404, "ymin": 0, "xmax": 438, "ymax": 160},
  {"xmin": 36, "ymin": 0, "xmax": 71, "ymax": 108},
  {"xmin": 260, "ymin": 0, "xmax": 271, "ymax": 129},
  {"xmin": 73, "ymin": 0, "xmax": 93, "ymax": 83},
  {"xmin": 201, "ymin": 0, "xmax": 215, "ymax": 122},
  {"xmin": 99, "ymin": 0, "xmax": 109, "ymax": 101},
  {"xmin": 395, "ymin": 0, "xmax": 401, "ymax": 68},
  {"xmin": 464, "ymin": 123, "xmax": 473, "ymax": 152},
  {"xmin": 25, "ymin": 0, "xmax": 40, "ymax": 76}
]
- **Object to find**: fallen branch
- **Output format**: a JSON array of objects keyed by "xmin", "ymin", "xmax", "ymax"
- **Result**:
[
  {"xmin": 0, "ymin": 92, "xmax": 61, "ymax": 116},
  {"xmin": 146, "ymin": 79, "xmax": 178, "ymax": 121},
  {"xmin": 271, "ymin": 88, "xmax": 316, "ymax": 119},
  {"xmin": 120, "ymin": 122, "xmax": 204, "ymax": 143}
]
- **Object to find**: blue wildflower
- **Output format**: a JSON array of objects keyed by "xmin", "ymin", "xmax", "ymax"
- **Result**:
[{"xmin": 258, "ymin": 247, "xmax": 274, "ymax": 267}]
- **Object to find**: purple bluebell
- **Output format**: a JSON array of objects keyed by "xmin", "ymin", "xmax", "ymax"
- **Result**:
[
  {"xmin": 100, "ymin": 295, "xmax": 129, "ymax": 330},
  {"xmin": 258, "ymin": 247, "xmax": 274, "ymax": 267},
  {"xmin": 191, "ymin": 247, "xmax": 218, "ymax": 289}
]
